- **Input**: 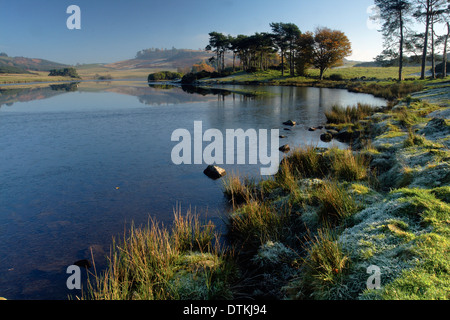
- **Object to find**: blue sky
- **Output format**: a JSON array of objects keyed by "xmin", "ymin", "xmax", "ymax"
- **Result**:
[{"xmin": 0, "ymin": 0, "xmax": 384, "ymax": 65}]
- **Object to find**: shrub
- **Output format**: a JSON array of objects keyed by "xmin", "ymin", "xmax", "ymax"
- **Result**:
[
  {"xmin": 148, "ymin": 71, "xmax": 182, "ymax": 81},
  {"xmin": 48, "ymin": 67, "xmax": 80, "ymax": 78},
  {"xmin": 329, "ymin": 73, "xmax": 343, "ymax": 81}
]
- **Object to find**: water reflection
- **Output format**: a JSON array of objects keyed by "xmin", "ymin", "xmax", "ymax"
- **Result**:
[{"xmin": 0, "ymin": 81, "xmax": 386, "ymax": 300}]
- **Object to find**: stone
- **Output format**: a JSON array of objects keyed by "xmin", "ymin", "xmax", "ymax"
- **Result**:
[
  {"xmin": 320, "ymin": 132, "xmax": 333, "ymax": 142},
  {"xmin": 74, "ymin": 259, "xmax": 91, "ymax": 269},
  {"xmin": 279, "ymin": 144, "xmax": 291, "ymax": 153},
  {"xmin": 279, "ymin": 135, "xmax": 287, "ymax": 138},
  {"xmin": 308, "ymin": 127, "xmax": 317, "ymax": 131},
  {"xmin": 283, "ymin": 120, "xmax": 296, "ymax": 126},
  {"xmin": 327, "ymin": 129, "xmax": 339, "ymax": 136},
  {"xmin": 203, "ymin": 165, "xmax": 226, "ymax": 180}
]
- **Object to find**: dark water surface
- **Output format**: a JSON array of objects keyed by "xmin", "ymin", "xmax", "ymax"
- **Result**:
[{"xmin": 0, "ymin": 81, "xmax": 386, "ymax": 299}]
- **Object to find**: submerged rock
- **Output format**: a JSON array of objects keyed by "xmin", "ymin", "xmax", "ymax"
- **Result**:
[
  {"xmin": 74, "ymin": 259, "xmax": 91, "ymax": 269},
  {"xmin": 203, "ymin": 165, "xmax": 226, "ymax": 180},
  {"xmin": 334, "ymin": 129, "xmax": 361, "ymax": 142}
]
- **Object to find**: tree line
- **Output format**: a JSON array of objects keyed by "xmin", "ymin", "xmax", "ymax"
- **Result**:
[
  {"xmin": 205, "ymin": 23, "xmax": 352, "ymax": 80},
  {"xmin": 374, "ymin": 0, "xmax": 449, "ymax": 80}
]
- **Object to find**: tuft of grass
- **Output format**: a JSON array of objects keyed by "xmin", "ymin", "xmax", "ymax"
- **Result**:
[
  {"xmin": 226, "ymin": 201, "xmax": 289, "ymax": 251},
  {"xmin": 82, "ymin": 210, "xmax": 235, "ymax": 300},
  {"xmin": 325, "ymin": 103, "xmax": 375, "ymax": 124},
  {"xmin": 288, "ymin": 227, "xmax": 350, "ymax": 300},
  {"xmin": 172, "ymin": 207, "xmax": 216, "ymax": 252},
  {"xmin": 222, "ymin": 174, "xmax": 256, "ymax": 206},
  {"xmin": 326, "ymin": 148, "xmax": 369, "ymax": 181},
  {"xmin": 314, "ymin": 180, "xmax": 360, "ymax": 225},
  {"xmin": 403, "ymin": 128, "xmax": 445, "ymax": 149},
  {"xmin": 278, "ymin": 146, "xmax": 371, "ymax": 183}
]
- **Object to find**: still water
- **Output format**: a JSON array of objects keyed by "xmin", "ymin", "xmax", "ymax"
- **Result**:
[{"xmin": 0, "ymin": 81, "xmax": 386, "ymax": 299}]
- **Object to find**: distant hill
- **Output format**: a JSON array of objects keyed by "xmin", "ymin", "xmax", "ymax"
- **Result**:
[
  {"xmin": 105, "ymin": 48, "xmax": 232, "ymax": 71},
  {"xmin": 0, "ymin": 54, "xmax": 69, "ymax": 74}
]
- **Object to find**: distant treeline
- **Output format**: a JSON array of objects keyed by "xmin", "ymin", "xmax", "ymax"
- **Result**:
[
  {"xmin": 204, "ymin": 22, "xmax": 352, "ymax": 80},
  {"xmin": 0, "ymin": 65, "xmax": 31, "ymax": 74},
  {"xmin": 136, "ymin": 48, "xmax": 208, "ymax": 62}
]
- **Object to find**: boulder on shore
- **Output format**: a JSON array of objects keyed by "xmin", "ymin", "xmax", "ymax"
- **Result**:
[{"xmin": 203, "ymin": 165, "xmax": 226, "ymax": 180}]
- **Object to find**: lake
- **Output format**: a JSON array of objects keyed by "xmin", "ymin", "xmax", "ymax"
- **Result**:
[{"xmin": 0, "ymin": 81, "xmax": 386, "ymax": 299}]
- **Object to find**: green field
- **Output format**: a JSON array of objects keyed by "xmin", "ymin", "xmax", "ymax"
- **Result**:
[
  {"xmin": 0, "ymin": 65, "xmax": 170, "ymax": 86},
  {"xmin": 202, "ymin": 66, "xmax": 423, "ymax": 84}
]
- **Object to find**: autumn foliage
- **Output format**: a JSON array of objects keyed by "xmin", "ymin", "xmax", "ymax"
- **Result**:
[
  {"xmin": 191, "ymin": 61, "xmax": 215, "ymax": 73},
  {"xmin": 310, "ymin": 28, "xmax": 352, "ymax": 80}
]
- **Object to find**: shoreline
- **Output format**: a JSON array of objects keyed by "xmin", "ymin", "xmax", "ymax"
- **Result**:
[
  {"xmin": 1, "ymin": 74, "xmax": 448, "ymax": 300},
  {"xmin": 79, "ymin": 80, "xmax": 450, "ymax": 300}
]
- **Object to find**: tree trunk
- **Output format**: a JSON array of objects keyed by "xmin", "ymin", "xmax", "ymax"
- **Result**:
[
  {"xmin": 431, "ymin": 17, "xmax": 436, "ymax": 79},
  {"xmin": 421, "ymin": 1, "xmax": 430, "ymax": 80},
  {"xmin": 399, "ymin": 10, "xmax": 404, "ymax": 82},
  {"xmin": 443, "ymin": 22, "xmax": 449, "ymax": 78},
  {"xmin": 216, "ymin": 51, "xmax": 220, "ymax": 72},
  {"xmin": 281, "ymin": 51, "xmax": 284, "ymax": 76}
]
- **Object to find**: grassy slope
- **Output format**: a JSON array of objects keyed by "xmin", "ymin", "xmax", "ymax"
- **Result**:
[{"xmin": 0, "ymin": 65, "xmax": 169, "ymax": 85}]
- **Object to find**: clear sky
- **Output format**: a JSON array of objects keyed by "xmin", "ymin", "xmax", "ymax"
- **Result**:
[{"xmin": 0, "ymin": 0, "xmax": 385, "ymax": 65}]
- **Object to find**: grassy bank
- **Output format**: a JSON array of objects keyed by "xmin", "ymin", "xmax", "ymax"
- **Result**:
[
  {"xmin": 198, "ymin": 67, "xmax": 450, "ymax": 102},
  {"xmin": 79, "ymin": 77, "xmax": 449, "ymax": 300}
]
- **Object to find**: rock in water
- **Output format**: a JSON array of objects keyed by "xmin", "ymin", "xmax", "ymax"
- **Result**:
[
  {"xmin": 320, "ymin": 132, "xmax": 333, "ymax": 142},
  {"xmin": 283, "ymin": 120, "xmax": 296, "ymax": 126},
  {"xmin": 203, "ymin": 165, "xmax": 226, "ymax": 180},
  {"xmin": 279, "ymin": 144, "xmax": 291, "ymax": 153},
  {"xmin": 74, "ymin": 259, "xmax": 91, "ymax": 269}
]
